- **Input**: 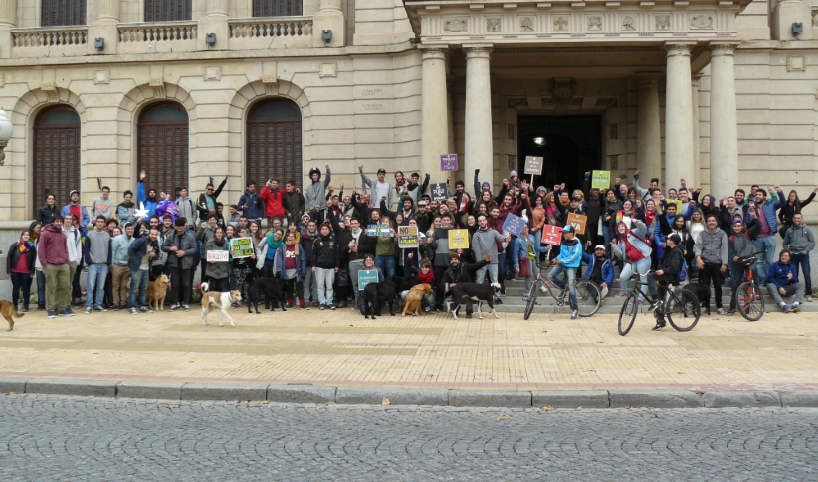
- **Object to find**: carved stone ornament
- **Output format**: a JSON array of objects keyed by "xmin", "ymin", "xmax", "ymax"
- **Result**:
[
  {"xmin": 690, "ymin": 14, "xmax": 714, "ymax": 29},
  {"xmin": 622, "ymin": 16, "xmax": 636, "ymax": 30},
  {"xmin": 444, "ymin": 18, "xmax": 468, "ymax": 32},
  {"xmin": 554, "ymin": 16, "xmax": 569, "ymax": 32},
  {"xmin": 94, "ymin": 69, "xmax": 109, "ymax": 85},
  {"xmin": 549, "ymin": 78, "xmax": 576, "ymax": 109},
  {"xmin": 487, "ymin": 17, "xmax": 502, "ymax": 32},
  {"xmin": 519, "ymin": 17, "xmax": 534, "ymax": 32},
  {"xmin": 588, "ymin": 16, "xmax": 602, "ymax": 31},
  {"xmin": 655, "ymin": 14, "xmax": 670, "ymax": 30},
  {"xmin": 204, "ymin": 66, "xmax": 222, "ymax": 81}
]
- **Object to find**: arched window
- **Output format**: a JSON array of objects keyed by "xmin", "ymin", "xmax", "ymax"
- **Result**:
[
  {"xmin": 41, "ymin": 0, "xmax": 87, "ymax": 27},
  {"xmin": 137, "ymin": 102, "xmax": 189, "ymax": 199},
  {"xmin": 33, "ymin": 106, "xmax": 81, "ymax": 214},
  {"xmin": 247, "ymin": 99, "xmax": 302, "ymax": 186},
  {"xmin": 253, "ymin": 0, "xmax": 303, "ymax": 17},
  {"xmin": 145, "ymin": 0, "xmax": 192, "ymax": 22}
]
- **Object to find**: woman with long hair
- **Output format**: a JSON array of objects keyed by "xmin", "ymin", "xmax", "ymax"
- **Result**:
[
  {"xmin": 778, "ymin": 187, "xmax": 817, "ymax": 238},
  {"xmin": 7, "ymin": 230, "xmax": 36, "ymax": 312},
  {"xmin": 375, "ymin": 216, "xmax": 398, "ymax": 277},
  {"xmin": 203, "ymin": 226, "xmax": 230, "ymax": 292},
  {"xmin": 275, "ymin": 231, "xmax": 307, "ymax": 309},
  {"xmin": 610, "ymin": 218, "xmax": 653, "ymax": 302},
  {"xmin": 602, "ymin": 188, "xmax": 620, "ymax": 255}
]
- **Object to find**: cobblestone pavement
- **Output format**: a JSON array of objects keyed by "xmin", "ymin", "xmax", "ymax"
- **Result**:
[{"xmin": 0, "ymin": 394, "xmax": 815, "ymax": 481}]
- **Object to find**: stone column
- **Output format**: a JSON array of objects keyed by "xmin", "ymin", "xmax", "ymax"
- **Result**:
[
  {"xmin": 691, "ymin": 73, "xmax": 702, "ymax": 188},
  {"xmin": 708, "ymin": 43, "xmax": 739, "ymax": 201},
  {"xmin": 0, "ymin": 0, "xmax": 17, "ymax": 59},
  {"xmin": 313, "ymin": 0, "xmax": 345, "ymax": 47},
  {"xmin": 198, "ymin": 0, "xmax": 229, "ymax": 50},
  {"xmin": 664, "ymin": 43, "xmax": 696, "ymax": 190},
  {"xmin": 207, "ymin": 0, "xmax": 228, "ymax": 15},
  {"xmin": 420, "ymin": 48, "xmax": 449, "ymax": 179},
  {"xmin": 635, "ymin": 73, "xmax": 662, "ymax": 186},
  {"xmin": 96, "ymin": 0, "xmax": 120, "ymax": 23},
  {"xmin": 464, "ymin": 45, "xmax": 494, "ymax": 189}
]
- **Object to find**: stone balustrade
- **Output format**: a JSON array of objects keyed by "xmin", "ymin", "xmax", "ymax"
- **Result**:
[
  {"xmin": 10, "ymin": 26, "xmax": 88, "ymax": 58},
  {"xmin": 117, "ymin": 21, "xmax": 198, "ymax": 54},
  {"xmin": 228, "ymin": 17, "xmax": 313, "ymax": 49}
]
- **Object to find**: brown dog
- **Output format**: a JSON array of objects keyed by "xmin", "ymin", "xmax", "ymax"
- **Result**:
[
  {"xmin": 402, "ymin": 283, "xmax": 433, "ymax": 317},
  {"xmin": 147, "ymin": 274, "xmax": 170, "ymax": 311},
  {"xmin": 0, "ymin": 300, "xmax": 23, "ymax": 331}
]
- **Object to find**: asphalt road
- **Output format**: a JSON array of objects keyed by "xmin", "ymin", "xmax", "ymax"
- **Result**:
[{"xmin": 0, "ymin": 394, "xmax": 815, "ymax": 481}]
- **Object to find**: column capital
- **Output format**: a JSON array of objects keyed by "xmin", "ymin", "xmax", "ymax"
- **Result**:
[
  {"xmin": 634, "ymin": 72, "xmax": 663, "ymax": 85},
  {"xmin": 691, "ymin": 72, "xmax": 704, "ymax": 84},
  {"xmin": 419, "ymin": 46, "xmax": 448, "ymax": 60},
  {"xmin": 708, "ymin": 42, "xmax": 739, "ymax": 56},
  {"xmin": 463, "ymin": 43, "xmax": 493, "ymax": 59},
  {"xmin": 664, "ymin": 42, "xmax": 696, "ymax": 57}
]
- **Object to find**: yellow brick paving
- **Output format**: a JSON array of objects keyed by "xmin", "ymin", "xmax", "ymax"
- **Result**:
[{"xmin": 2, "ymin": 308, "xmax": 818, "ymax": 390}]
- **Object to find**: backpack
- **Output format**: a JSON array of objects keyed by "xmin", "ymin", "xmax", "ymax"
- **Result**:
[{"xmin": 679, "ymin": 258, "xmax": 688, "ymax": 281}]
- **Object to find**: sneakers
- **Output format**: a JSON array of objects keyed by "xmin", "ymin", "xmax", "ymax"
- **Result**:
[
  {"xmin": 780, "ymin": 303, "xmax": 789, "ymax": 313},
  {"xmin": 615, "ymin": 293, "xmax": 627, "ymax": 298},
  {"xmin": 600, "ymin": 286, "xmax": 609, "ymax": 299},
  {"xmin": 36, "ymin": 306, "xmax": 46, "ymax": 312},
  {"xmin": 337, "ymin": 301, "xmax": 348, "ymax": 309},
  {"xmin": 183, "ymin": 304, "xmax": 190, "ymax": 312},
  {"xmin": 319, "ymin": 304, "xmax": 325, "ymax": 310},
  {"xmin": 466, "ymin": 313, "xmax": 473, "ymax": 319},
  {"xmin": 571, "ymin": 310, "xmax": 579, "ymax": 320},
  {"xmin": 494, "ymin": 297, "xmax": 503, "ymax": 305},
  {"xmin": 94, "ymin": 306, "xmax": 108, "ymax": 312},
  {"xmin": 330, "ymin": 303, "xmax": 336, "ymax": 310},
  {"xmin": 806, "ymin": 295, "xmax": 813, "ymax": 302},
  {"xmin": 652, "ymin": 321, "xmax": 666, "ymax": 331},
  {"xmin": 139, "ymin": 306, "xmax": 153, "ymax": 313},
  {"xmin": 47, "ymin": 311, "xmax": 56, "ymax": 319},
  {"xmin": 791, "ymin": 302, "xmax": 801, "ymax": 313},
  {"xmin": 169, "ymin": 304, "xmax": 179, "ymax": 312},
  {"xmin": 726, "ymin": 309, "xmax": 736, "ymax": 316},
  {"xmin": 301, "ymin": 303, "xmax": 309, "ymax": 310},
  {"xmin": 59, "ymin": 309, "xmax": 74, "ymax": 317},
  {"xmin": 129, "ymin": 308, "xmax": 138, "ymax": 315},
  {"xmin": 647, "ymin": 299, "xmax": 662, "ymax": 312},
  {"xmin": 84, "ymin": 307, "xmax": 93, "ymax": 314},
  {"xmin": 716, "ymin": 308, "xmax": 726, "ymax": 315}
]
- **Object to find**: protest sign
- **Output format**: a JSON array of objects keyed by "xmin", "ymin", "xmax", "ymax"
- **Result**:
[
  {"xmin": 367, "ymin": 225, "xmax": 392, "ymax": 237},
  {"xmin": 566, "ymin": 213, "xmax": 587, "ymax": 234},
  {"xmin": 448, "ymin": 229, "xmax": 469, "ymax": 249},
  {"xmin": 502, "ymin": 213, "xmax": 525, "ymax": 238},
  {"xmin": 430, "ymin": 182, "xmax": 448, "ymax": 202},
  {"xmin": 206, "ymin": 250, "xmax": 230, "ymax": 262},
  {"xmin": 398, "ymin": 226, "xmax": 419, "ymax": 248},
  {"xmin": 541, "ymin": 225, "xmax": 563, "ymax": 246},
  {"xmin": 666, "ymin": 199, "xmax": 682, "ymax": 214},
  {"xmin": 591, "ymin": 170, "xmax": 611, "ymax": 190},
  {"xmin": 358, "ymin": 270, "xmax": 379, "ymax": 290},
  {"xmin": 524, "ymin": 156, "xmax": 544, "ymax": 176},
  {"xmin": 230, "ymin": 238, "xmax": 255, "ymax": 258},
  {"xmin": 440, "ymin": 154, "xmax": 458, "ymax": 171}
]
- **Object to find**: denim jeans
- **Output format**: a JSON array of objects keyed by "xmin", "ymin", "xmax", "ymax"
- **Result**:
[
  {"xmin": 304, "ymin": 267, "xmax": 318, "ymax": 303},
  {"xmin": 36, "ymin": 270, "xmax": 46, "ymax": 309},
  {"xmin": 505, "ymin": 238, "xmax": 517, "ymax": 278},
  {"xmin": 753, "ymin": 236, "xmax": 776, "ymax": 285},
  {"xmin": 476, "ymin": 263, "xmax": 499, "ymax": 284},
  {"xmin": 619, "ymin": 257, "xmax": 651, "ymax": 301},
  {"xmin": 86, "ymin": 265, "xmax": 108, "ymax": 309},
  {"xmin": 375, "ymin": 255, "xmax": 396, "ymax": 278},
  {"xmin": 729, "ymin": 263, "xmax": 750, "ymax": 311},
  {"xmin": 10, "ymin": 272, "xmax": 32, "ymax": 309},
  {"xmin": 498, "ymin": 253, "xmax": 506, "ymax": 284},
  {"xmin": 315, "ymin": 268, "xmax": 335, "ymax": 305},
  {"xmin": 790, "ymin": 252, "xmax": 812, "ymax": 296},
  {"xmin": 128, "ymin": 269, "xmax": 149, "ymax": 309},
  {"xmin": 547, "ymin": 263, "xmax": 578, "ymax": 310}
]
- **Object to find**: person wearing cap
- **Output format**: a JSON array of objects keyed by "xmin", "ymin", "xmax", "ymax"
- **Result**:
[
  {"xmin": 61, "ymin": 190, "xmax": 90, "ymax": 231},
  {"xmin": 359, "ymin": 165, "xmax": 393, "ymax": 210},
  {"xmin": 547, "ymin": 225, "xmax": 584, "ymax": 319},
  {"xmin": 647, "ymin": 234, "xmax": 685, "ymax": 329},
  {"xmin": 581, "ymin": 245, "xmax": 614, "ymax": 301},
  {"xmin": 110, "ymin": 221, "xmax": 136, "ymax": 310},
  {"xmin": 727, "ymin": 215, "xmax": 760, "ymax": 315},
  {"xmin": 304, "ymin": 163, "xmax": 331, "ymax": 220}
]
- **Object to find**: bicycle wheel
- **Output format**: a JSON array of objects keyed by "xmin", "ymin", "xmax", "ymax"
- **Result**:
[
  {"xmin": 576, "ymin": 280, "xmax": 602, "ymax": 317},
  {"xmin": 666, "ymin": 289, "xmax": 701, "ymax": 332},
  {"xmin": 736, "ymin": 281, "xmax": 765, "ymax": 322},
  {"xmin": 618, "ymin": 292, "xmax": 639, "ymax": 336},
  {"xmin": 524, "ymin": 280, "xmax": 541, "ymax": 320}
]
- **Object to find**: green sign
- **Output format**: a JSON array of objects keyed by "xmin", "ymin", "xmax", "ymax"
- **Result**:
[
  {"xmin": 367, "ymin": 225, "xmax": 392, "ymax": 237},
  {"xmin": 230, "ymin": 237, "xmax": 255, "ymax": 258},
  {"xmin": 591, "ymin": 170, "xmax": 611, "ymax": 190},
  {"xmin": 358, "ymin": 269, "xmax": 379, "ymax": 290}
]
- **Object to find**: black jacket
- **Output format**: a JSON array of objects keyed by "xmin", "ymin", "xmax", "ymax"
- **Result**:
[
  {"xmin": 327, "ymin": 210, "xmax": 376, "ymax": 264},
  {"xmin": 778, "ymin": 193, "xmax": 815, "ymax": 227},
  {"xmin": 439, "ymin": 259, "xmax": 490, "ymax": 292},
  {"xmin": 6, "ymin": 242, "xmax": 37, "ymax": 274},
  {"xmin": 311, "ymin": 234, "xmax": 339, "ymax": 269},
  {"xmin": 196, "ymin": 178, "xmax": 227, "ymax": 221},
  {"xmin": 37, "ymin": 204, "xmax": 60, "ymax": 226},
  {"xmin": 659, "ymin": 245, "xmax": 685, "ymax": 279}
]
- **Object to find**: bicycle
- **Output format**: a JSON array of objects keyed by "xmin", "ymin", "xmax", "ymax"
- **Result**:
[
  {"xmin": 523, "ymin": 259, "xmax": 602, "ymax": 320},
  {"xmin": 617, "ymin": 262, "xmax": 701, "ymax": 336},
  {"xmin": 734, "ymin": 251, "xmax": 765, "ymax": 322}
]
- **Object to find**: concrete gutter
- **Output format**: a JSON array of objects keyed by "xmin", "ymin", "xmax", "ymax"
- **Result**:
[{"xmin": 2, "ymin": 378, "xmax": 817, "ymax": 408}]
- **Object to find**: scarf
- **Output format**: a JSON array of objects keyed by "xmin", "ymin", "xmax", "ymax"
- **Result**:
[
  {"xmin": 30, "ymin": 232, "xmax": 39, "ymax": 242},
  {"xmin": 266, "ymin": 234, "xmax": 284, "ymax": 259},
  {"xmin": 418, "ymin": 270, "xmax": 434, "ymax": 284},
  {"xmin": 119, "ymin": 201, "xmax": 134, "ymax": 209},
  {"xmin": 214, "ymin": 238, "xmax": 225, "ymax": 247},
  {"xmin": 350, "ymin": 227, "xmax": 362, "ymax": 244},
  {"xmin": 286, "ymin": 237, "xmax": 300, "ymax": 256},
  {"xmin": 17, "ymin": 241, "xmax": 32, "ymax": 254},
  {"xmin": 644, "ymin": 209, "xmax": 656, "ymax": 227}
]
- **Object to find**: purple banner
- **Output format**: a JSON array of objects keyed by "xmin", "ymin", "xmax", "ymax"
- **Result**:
[{"xmin": 440, "ymin": 154, "xmax": 458, "ymax": 171}]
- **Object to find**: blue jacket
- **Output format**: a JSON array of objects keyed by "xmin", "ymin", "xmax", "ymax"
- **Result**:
[
  {"xmin": 767, "ymin": 261, "xmax": 798, "ymax": 289},
  {"xmin": 555, "ymin": 238, "xmax": 582, "ymax": 268},
  {"xmin": 61, "ymin": 204, "xmax": 90, "ymax": 228},
  {"xmin": 137, "ymin": 181, "xmax": 158, "ymax": 218},
  {"xmin": 512, "ymin": 233, "xmax": 551, "ymax": 269},
  {"xmin": 581, "ymin": 252, "xmax": 614, "ymax": 286},
  {"xmin": 745, "ymin": 191, "xmax": 784, "ymax": 234},
  {"xmin": 127, "ymin": 236, "xmax": 159, "ymax": 272},
  {"xmin": 275, "ymin": 244, "xmax": 307, "ymax": 283},
  {"xmin": 111, "ymin": 234, "xmax": 135, "ymax": 266},
  {"xmin": 238, "ymin": 190, "xmax": 265, "ymax": 220}
]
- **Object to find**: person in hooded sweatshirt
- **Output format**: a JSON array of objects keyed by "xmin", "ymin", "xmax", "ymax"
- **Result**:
[
  {"xmin": 727, "ymin": 216, "xmax": 761, "ymax": 315},
  {"xmin": 39, "ymin": 216, "xmax": 71, "ymax": 318},
  {"xmin": 61, "ymin": 190, "xmax": 90, "ymax": 230},
  {"xmin": 137, "ymin": 170, "xmax": 159, "ymax": 218},
  {"xmin": 472, "ymin": 213, "xmax": 511, "ymax": 288},
  {"xmin": 311, "ymin": 221, "xmax": 339, "ymax": 310},
  {"xmin": 766, "ymin": 249, "xmax": 803, "ymax": 313},
  {"xmin": 548, "ymin": 225, "xmax": 584, "ymax": 320},
  {"xmin": 238, "ymin": 180, "xmax": 265, "ymax": 222},
  {"xmin": 305, "ymin": 163, "xmax": 331, "ymax": 221}
]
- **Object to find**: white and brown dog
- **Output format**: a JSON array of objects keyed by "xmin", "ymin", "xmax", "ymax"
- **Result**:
[{"xmin": 200, "ymin": 282, "xmax": 242, "ymax": 327}]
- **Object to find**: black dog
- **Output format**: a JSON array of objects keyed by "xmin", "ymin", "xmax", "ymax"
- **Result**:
[
  {"xmin": 447, "ymin": 282, "xmax": 501, "ymax": 320},
  {"xmin": 684, "ymin": 282, "xmax": 711, "ymax": 315},
  {"xmin": 246, "ymin": 272, "xmax": 287, "ymax": 314},
  {"xmin": 360, "ymin": 278, "xmax": 398, "ymax": 319}
]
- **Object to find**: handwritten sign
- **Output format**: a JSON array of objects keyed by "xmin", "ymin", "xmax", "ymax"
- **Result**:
[
  {"xmin": 541, "ymin": 225, "xmax": 563, "ymax": 246},
  {"xmin": 358, "ymin": 269, "xmax": 379, "ymax": 290},
  {"xmin": 367, "ymin": 225, "xmax": 392, "ymax": 237},
  {"xmin": 524, "ymin": 156, "xmax": 544, "ymax": 176},
  {"xmin": 591, "ymin": 170, "xmax": 611, "ymax": 190},
  {"xmin": 448, "ymin": 229, "xmax": 469, "ymax": 249},
  {"xmin": 566, "ymin": 213, "xmax": 587, "ymax": 235},
  {"xmin": 440, "ymin": 154, "xmax": 458, "ymax": 171},
  {"xmin": 430, "ymin": 182, "xmax": 448, "ymax": 202},
  {"xmin": 230, "ymin": 238, "xmax": 255, "ymax": 258},
  {"xmin": 398, "ymin": 226, "xmax": 418, "ymax": 248},
  {"xmin": 502, "ymin": 213, "xmax": 525, "ymax": 238},
  {"xmin": 206, "ymin": 250, "xmax": 230, "ymax": 262}
]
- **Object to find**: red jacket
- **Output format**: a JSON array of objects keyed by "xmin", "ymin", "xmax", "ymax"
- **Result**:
[
  {"xmin": 260, "ymin": 186, "xmax": 286, "ymax": 218},
  {"xmin": 38, "ymin": 223, "xmax": 69, "ymax": 268}
]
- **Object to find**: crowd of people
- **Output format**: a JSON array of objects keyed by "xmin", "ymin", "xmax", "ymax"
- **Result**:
[{"xmin": 6, "ymin": 164, "xmax": 815, "ymax": 326}]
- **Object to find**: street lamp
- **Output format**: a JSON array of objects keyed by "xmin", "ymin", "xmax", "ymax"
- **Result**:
[{"xmin": 0, "ymin": 108, "xmax": 13, "ymax": 166}]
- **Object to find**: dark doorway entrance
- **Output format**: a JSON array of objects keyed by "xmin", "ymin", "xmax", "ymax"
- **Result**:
[{"xmin": 517, "ymin": 115, "xmax": 601, "ymax": 192}]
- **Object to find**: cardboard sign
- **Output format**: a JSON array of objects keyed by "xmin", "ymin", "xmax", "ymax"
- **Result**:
[
  {"xmin": 448, "ymin": 229, "xmax": 469, "ymax": 249},
  {"xmin": 206, "ymin": 250, "xmax": 230, "ymax": 262},
  {"xmin": 524, "ymin": 156, "xmax": 544, "ymax": 176},
  {"xmin": 430, "ymin": 182, "xmax": 448, "ymax": 202},
  {"xmin": 666, "ymin": 199, "xmax": 682, "ymax": 214},
  {"xmin": 502, "ymin": 213, "xmax": 525, "ymax": 238},
  {"xmin": 566, "ymin": 213, "xmax": 587, "ymax": 235},
  {"xmin": 541, "ymin": 225, "xmax": 563, "ymax": 246},
  {"xmin": 591, "ymin": 170, "xmax": 611, "ymax": 190},
  {"xmin": 398, "ymin": 226, "xmax": 419, "ymax": 248},
  {"xmin": 367, "ymin": 225, "xmax": 392, "ymax": 237},
  {"xmin": 230, "ymin": 238, "xmax": 255, "ymax": 258},
  {"xmin": 440, "ymin": 154, "xmax": 458, "ymax": 171},
  {"xmin": 358, "ymin": 269, "xmax": 379, "ymax": 290}
]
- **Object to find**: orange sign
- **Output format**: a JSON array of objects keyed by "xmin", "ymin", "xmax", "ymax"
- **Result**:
[{"xmin": 566, "ymin": 213, "xmax": 587, "ymax": 235}]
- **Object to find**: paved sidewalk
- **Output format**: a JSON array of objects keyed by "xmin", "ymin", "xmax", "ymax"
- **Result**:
[{"xmin": 2, "ymin": 306, "xmax": 818, "ymax": 391}]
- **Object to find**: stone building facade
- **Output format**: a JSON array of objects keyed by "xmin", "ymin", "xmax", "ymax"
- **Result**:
[{"xmin": 0, "ymin": 0, "xmax": 817, "ymax": 236}]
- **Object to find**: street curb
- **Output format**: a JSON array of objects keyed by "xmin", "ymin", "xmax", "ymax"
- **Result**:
[{"xmin": 3, "ymin": 379, "xmax": 818, "ymax": 408}]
